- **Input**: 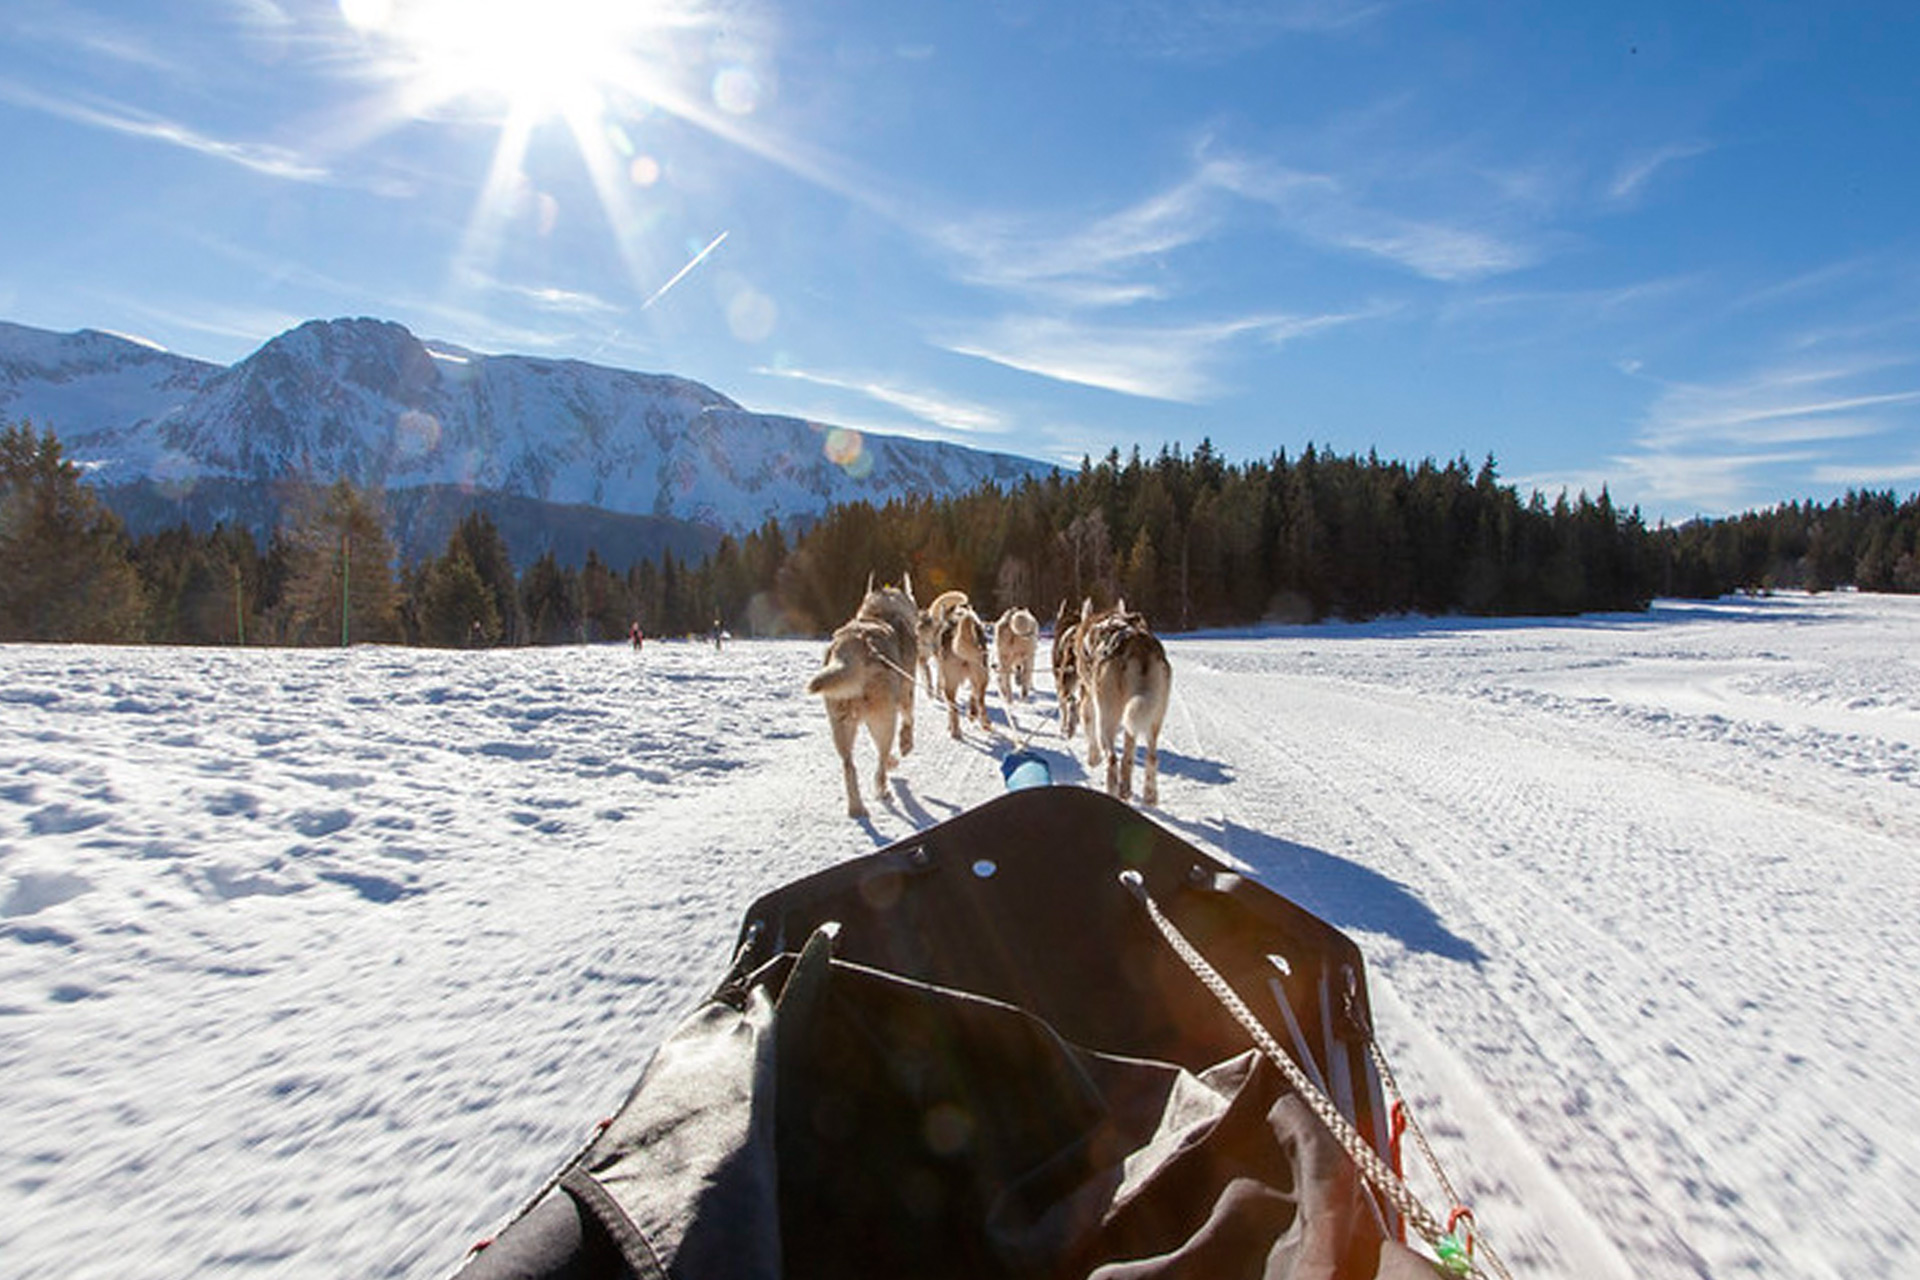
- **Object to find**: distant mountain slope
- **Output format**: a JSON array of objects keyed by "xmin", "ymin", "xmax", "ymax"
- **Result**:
[
  {"xmin": 0, "ymin": 322, "xmax": 222, "ymax": 469},
  {"xmin": 0, "ymin": 317, "xmax": 1056, "ymax": 562}
]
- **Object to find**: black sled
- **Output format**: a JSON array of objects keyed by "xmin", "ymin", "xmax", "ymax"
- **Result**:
[{"xmin": 454, "ymin": 785, "xmax": 1483, "ymax": 1279}]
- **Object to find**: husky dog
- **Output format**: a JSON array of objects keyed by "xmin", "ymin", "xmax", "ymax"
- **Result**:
[
  {"xmin": 917, "ymin": 589, "xmax": 970, "ymax": 692},
  {"xmin": 937, "ymin": 603, "xmax": 992, "ymax": 738},
  {"xmin": 992, "ymin": 606, "xmax": 1039, "ymax": 702},
  {"xmin": 1081, "ymin": 603, "xmax": 1171, "ymax": 806},
  {"xmin": 1067, "ymin": 596, "xmax": 1129, "ymax": 737},
  {"xmin": 1051, "ymin": 600, "xmax": 1081, "ymax": 738},
  {"xmin": 806, "ymin": 574, "xmax": 920, "ymax": 818}
]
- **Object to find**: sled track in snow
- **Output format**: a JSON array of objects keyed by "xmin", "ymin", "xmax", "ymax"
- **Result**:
[
  {"xmin": 1152, "ymin": 637, "xmax": 1920, "ymax": 1280},
  {"xmin": 1160, "ymin": 644, "xmax": 1918, "ymax": 1280},
  {"xmin": 1166, "ymin": 666, "xmax": 1681, "ymax": 1278}
]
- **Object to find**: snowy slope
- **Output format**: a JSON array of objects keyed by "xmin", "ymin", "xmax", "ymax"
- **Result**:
[
  {"xmin": 2, "ymin": 592, "xmax": 1917, "ymax": 1278},
  {"xmin": 0, "ymin": 318, "xmax": 1055, "ymax": 534},
  {"xmin": 0, "ymin": 321, "xmax": 221, "ymax": 475}
]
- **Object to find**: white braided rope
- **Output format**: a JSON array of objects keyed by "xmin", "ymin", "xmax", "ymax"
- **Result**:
[{"xmin": 1121, "ymin": 871, "xmax": 1513, "ymax": 1280}]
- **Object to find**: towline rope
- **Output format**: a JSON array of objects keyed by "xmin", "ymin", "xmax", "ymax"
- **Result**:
[{"xmin": 1121, "ymin": 871, "xmax": 1514, "ymax": 1280}]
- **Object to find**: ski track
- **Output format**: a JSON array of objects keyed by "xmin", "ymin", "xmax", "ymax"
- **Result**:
[
  {"xmin": 2, "ymin": 593, "xmax": 1917, "ymax": 1278},
  {"xmin": 1161, "ymin": 601, "xmax": 1920, "ymax": 1280}
]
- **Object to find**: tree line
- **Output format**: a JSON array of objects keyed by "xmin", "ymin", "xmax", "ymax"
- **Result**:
[{"xmin": 4, "ymin": 420, "xmax": 1917, "ymax": 646}]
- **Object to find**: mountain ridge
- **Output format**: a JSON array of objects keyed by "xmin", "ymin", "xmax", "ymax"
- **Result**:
[{"xmin": 0, "ymin": 316, "xmax": 1056, "ymax": 562}]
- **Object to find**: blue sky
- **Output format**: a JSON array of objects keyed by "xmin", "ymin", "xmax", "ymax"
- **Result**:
[{"xmin": 3, "ymin": 1, "xmax": 1918, "ymax": 522}]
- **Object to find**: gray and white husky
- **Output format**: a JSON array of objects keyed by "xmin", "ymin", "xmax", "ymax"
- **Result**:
[
  {"xmin": 806, "ymin": 574, "xmax": 920, "ymax": 818},
  {"xmin": 1078, "ymin": 599, "xmax": 1171, "ymax": 806}
]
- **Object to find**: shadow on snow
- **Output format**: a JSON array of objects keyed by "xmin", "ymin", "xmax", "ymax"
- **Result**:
[{"xmin": 1168, "ymin": 815, "xmax": 1485, "ymax": 966}]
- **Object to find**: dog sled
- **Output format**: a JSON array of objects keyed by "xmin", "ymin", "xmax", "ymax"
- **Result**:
[{"xmin": 453, "ymin": 778, "xmax": 1506, "ymax": 1279}]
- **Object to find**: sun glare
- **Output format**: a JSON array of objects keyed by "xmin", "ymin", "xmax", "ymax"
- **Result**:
[
  {"xmin": 337, "ymin": 0, "xmax": 762, "ymax": 313},
  {"xmin": 343, "ymin": 0, "xmax": 669, "ymax": 122}
]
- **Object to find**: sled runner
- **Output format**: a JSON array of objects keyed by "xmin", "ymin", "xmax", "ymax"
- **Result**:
[{"xmin": 454, "ymin": 784, "xmax": 1500, "ymax": 1279}]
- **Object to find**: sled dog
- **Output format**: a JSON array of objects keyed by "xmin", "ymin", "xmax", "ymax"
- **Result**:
[
  {"xmin": 991, "ymin": 607, "xmax": 1039, "ymax": 703},
  {"xmin": 937, "ymin": 602, "xmax": 993, "ymax": 738},
  {"xmin": 1068, "ymin": 596, "xmax": 1129, "ymax": 738},
  {"xmin": 806, "ymin": 574, "xmax": 920, "ymax": 818},
  {"xmin": 917, "ymin": 589, "xmax": 970, "ymax": 693},
  {"xmin": 1051, "ymin": 600, "xmax": 1082, "ymax": 738},
  {"xmin": 1081, "ymin": 602, "xmax": 1171, "ymax": 805}
]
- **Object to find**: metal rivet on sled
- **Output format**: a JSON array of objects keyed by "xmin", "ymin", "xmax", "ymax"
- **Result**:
[{"xmin": 904, "ymin": 844, "xmax": 931, "ymax": 869}]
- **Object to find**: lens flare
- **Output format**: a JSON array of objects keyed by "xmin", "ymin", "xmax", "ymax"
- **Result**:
[
  {"xmin": 712, "ymin": 66, "xmax": 761, "ymax": 115},
  {"xmin": 152, "ymin": 450, "xmax": 200, "ymax": 501},
  {"xmin": 824, "ymin": 427, "xmax": 873, "ymax": 479},
  {"xmin": 726, "ymin": 286, "xmax": 777, "ymax": 341},
  {"xmin": 393, "ymin": 410, "xmax": 442, "ymax": 463}
]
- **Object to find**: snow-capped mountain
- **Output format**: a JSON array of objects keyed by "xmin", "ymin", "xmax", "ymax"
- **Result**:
[
  {"xmin": 0, "ymin": 321, "xmax": 222, "ymax": 465},
  {"xmin": 0, "ymin": 317, "xmax": 1056, "ymax": 548}
]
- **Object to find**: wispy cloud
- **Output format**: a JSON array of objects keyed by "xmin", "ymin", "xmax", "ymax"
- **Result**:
[
  {"xmin": 760, "ymin": 368, "xmax": 1011, "ymax": 436},
  {"xmin": 1199, "ymin": 148, "xmax": 1540, "ymax": 282},
  {"xmin": 6, "ymin": 8, "xmax": 187, "ymax": 77},
  {"xmin": 1811, "ymin": 457, "xmax": 1920, "ymax": 488},
  {"xmin": 486, "ymin": 281, "xmax": 624, "ymax": 316},
  {"xmin": 1065, "ymin": 0, "xmax": 1386, "ymax": 61},
  {"xmin": 930, "ymin": 173, "xmax": 1220, "ymax": 305},
  {"xmin": 939, "ymin": 310, "xmax": 1368, "ymax": 402},
  {"xmin": 1437, "ymin": 275, "xmax": 1700, "ymax": 347},
  {"xmin": 0, "ymin": 78, "xmax": 327, "ymax": 181},
  {"xmin": 1323, "ymin": 218, "xmax": 1537, "ymax": 281},
  {"xmin": 1610, "ymin": 447, "xmax": 1821, "ymax": 517},
  {"xmin": 1607, "ymin": 142, "xmax": 1709, "ymax": 204},
  {"xmin": 97, "ymin": 295, "xmax": 312, "ymax": 364},
  {"xmin": 1639, "ymin": 366, "xmax": 1920, "ymax": 449},
  {"xmin": 932, "ymin": 143, "xmax": 1535, "ymax": 333},
  {"xmin": 1617, "ymin": 357, "xmax": 1920, "ymax": 515}
]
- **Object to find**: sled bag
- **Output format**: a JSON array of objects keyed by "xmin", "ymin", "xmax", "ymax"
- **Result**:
[{"xmin": 457, "ymin": 787, "xmax": 1440, "ymax": 1280}]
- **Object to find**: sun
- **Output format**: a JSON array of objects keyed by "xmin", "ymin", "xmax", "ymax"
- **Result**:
[
  {"xmin": 339, "ymin": 0, "xmax": 747, "ymax": 301},
  {"xmin": 341, "ymin": 0, "xmax": 682, "ymax": 125}
]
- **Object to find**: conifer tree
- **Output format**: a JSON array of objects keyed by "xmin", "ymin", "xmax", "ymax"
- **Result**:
[
  {"xmin": 520, "ymin": 551, "xmax": 579, "ymax": 644},
  {"xmin": 0, "ymin": 421, "xmax": 146, "ymax": 642},
  {"xmin": 273, "ymin": 479, "xmax": 401, "ymax": 645},
  {"xmin": 578, "ymin": 549, "xmax": 631, "ymax": 641},
  {"xmin": 409, "ymin": 547, "xmax": 501, "ymax": 647},
  {"xmin": 446, "ymin": 511, "xmax": 521, "ymax": 643}
]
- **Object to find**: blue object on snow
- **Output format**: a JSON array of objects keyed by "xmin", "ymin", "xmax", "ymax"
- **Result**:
[{"xmin": 1000, "ymin": 749, "xmax": 1052, "ymax": 791}]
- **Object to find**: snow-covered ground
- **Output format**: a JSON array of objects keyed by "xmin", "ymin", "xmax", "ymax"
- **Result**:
[{"xmin": 3, "ymin": 592, "xmax": 1916, "ymax": 1279}]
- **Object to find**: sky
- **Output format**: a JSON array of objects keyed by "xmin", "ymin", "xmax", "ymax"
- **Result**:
[{"xmin": 3, "ymin": 1, "xmax": 1919, "ymax": 522}]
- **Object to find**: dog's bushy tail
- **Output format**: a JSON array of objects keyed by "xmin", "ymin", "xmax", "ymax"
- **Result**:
[
  {"xmin": 1115, "ymin": 635, "xmax": 1172, "ymax": 737},
  {"xmin": 807, "ymin": 655, "xmax": 862, "ymax": 697}
]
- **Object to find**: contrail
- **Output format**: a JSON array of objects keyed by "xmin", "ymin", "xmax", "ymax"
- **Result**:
[{"xmin": 641, "ymin": 230, "xmax": 730, "ymax": 310}]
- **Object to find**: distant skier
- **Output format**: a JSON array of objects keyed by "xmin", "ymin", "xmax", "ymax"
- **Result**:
[{"xmin": 629, "ymin": 621, "xmax": 644, "ymax": 651}]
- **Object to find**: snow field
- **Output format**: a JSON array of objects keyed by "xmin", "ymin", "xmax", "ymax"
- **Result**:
[{"xmin": 2, "ymin": 592, "xmax": 1917, "ymax": 1278}]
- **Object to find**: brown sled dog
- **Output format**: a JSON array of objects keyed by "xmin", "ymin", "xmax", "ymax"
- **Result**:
[
  {"xmin": 937, "ymin": 602, "xmax": 992, "ymax": 738},
  {"xmin": 916, "ymin": 589, "xmax": 970, "ymax": 692},
  {"xmin": 1081, "ymin": 604, "xmax": 1171, "ymax": 805},
  {"xmin": 1051, "ymin": 600, "xmax": 1082, "ymax": 738},
  {"xmin": 806, "ymin": 575, "xmax": 920, "ymax": 818},
  {"xmin": 991, "ymin": 606, "xmax": 1039, "ymax": 703}
]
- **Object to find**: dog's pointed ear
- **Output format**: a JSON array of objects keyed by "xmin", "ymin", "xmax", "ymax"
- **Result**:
[
  {"xmin": 866, "ymin": 570, "xmax": 875, "ymax": 597},
  {"xmin": 1080, "ymin": 596, "xmax": 1094, "ymax": 622},
  {"xmin": 1117, "ymin": 597, "xmax": 1128, "ymax": 616},
  {"xmin": 903, "ymin": 570, "xmax": 915, "ymax": 604}
]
